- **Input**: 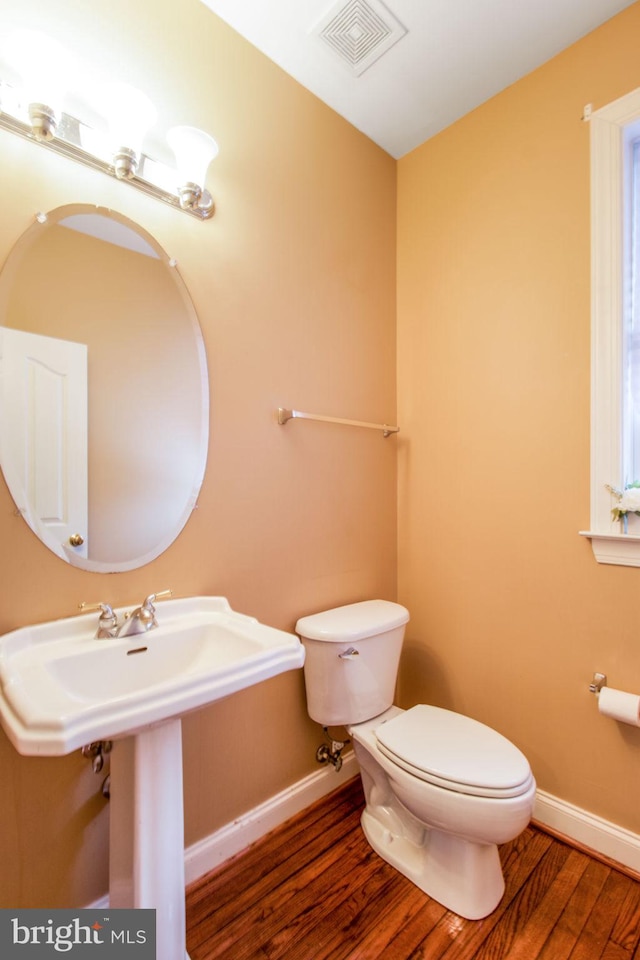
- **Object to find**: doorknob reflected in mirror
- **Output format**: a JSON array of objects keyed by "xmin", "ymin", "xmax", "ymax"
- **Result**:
[{"xmin": 69, "ymin": 534, "xmax": 84, "ymax": 547}]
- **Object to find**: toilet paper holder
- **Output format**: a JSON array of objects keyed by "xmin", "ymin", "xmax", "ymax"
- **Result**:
[{"xmin": 589, "ymin": 672, "xmax": 607, "ymax": 694}]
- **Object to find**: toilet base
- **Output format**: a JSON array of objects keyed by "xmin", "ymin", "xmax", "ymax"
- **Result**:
[{"xmin": 360, "ymin": 806, "xmax": 505, "ymax": 921}]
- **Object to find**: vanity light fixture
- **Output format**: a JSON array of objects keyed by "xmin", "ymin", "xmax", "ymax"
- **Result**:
[
  {"xmin": 2, "ymin": 30, "xmax": 73, "ymax": 142},
  {"xmin": 0, "ymin": 30, "xmax": 218, "ymax": 220},
  {"xmin": 166, "ymin": 126, "xmax": 219, "ymax": 215},
  {"xmin": 90, "ymin": 81, "xmax": 158, "ymax": 182}
]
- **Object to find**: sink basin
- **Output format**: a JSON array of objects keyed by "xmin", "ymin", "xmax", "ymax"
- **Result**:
[{"xmin": 0, "ymin": 596, "xmax": 305, "ymax": 755}]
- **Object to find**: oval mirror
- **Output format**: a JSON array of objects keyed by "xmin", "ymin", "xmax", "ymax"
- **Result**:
[{"xmin": 0, "ymin": 204, "xmax": 209, "ymax": 572}]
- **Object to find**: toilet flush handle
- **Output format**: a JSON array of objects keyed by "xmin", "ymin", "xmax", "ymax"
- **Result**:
[{"xmin": 339, "ymin": 646, "xmax": 359, "ymax": 659}]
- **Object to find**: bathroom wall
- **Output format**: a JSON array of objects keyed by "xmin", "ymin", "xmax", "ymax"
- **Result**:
[
  {"xmin": 397, "ymin": 2, "xmax": 640, "ymax": 835},
  {"xmin": 0, "ymin": 0, "xmax": 397, "ymax": 906}
]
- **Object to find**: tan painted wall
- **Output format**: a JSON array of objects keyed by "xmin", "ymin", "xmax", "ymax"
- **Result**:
[
  {"xmin": 0, "ymin": 0, "xmax": 397, "ymax": 906},
  {"xmin": 397, "ymin": 4, "xmax": 640, "ymax": 833}
]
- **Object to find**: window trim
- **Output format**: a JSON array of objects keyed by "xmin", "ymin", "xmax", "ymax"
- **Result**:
[{"xmin": 581, "ymin": 88, "xmax": 640, "ymax": 566}]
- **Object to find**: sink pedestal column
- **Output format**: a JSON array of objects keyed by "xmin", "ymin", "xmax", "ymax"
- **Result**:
[{"xmin": 109, "ymin": 717, "xmax": 190, "ymax": 960}]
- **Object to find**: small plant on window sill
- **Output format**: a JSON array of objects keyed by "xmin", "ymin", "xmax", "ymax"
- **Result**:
[{"xmin": 606, "ymin": 482, "xmax": 640, "ymax": 533}]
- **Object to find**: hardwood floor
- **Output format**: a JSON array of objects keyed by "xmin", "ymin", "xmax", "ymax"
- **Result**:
[{"xmin": 186, "ymin": 778, "xmax": 640, "ymax": 960}]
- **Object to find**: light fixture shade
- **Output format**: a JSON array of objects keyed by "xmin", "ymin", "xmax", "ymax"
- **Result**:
[
  {"xmin": 92, "ymin": 81, "xmax": 157, "ymax": 157},
  {"xmin": 167, "ymin": 126, "xmax": 218, "ymax": 189},
  {"xmin": 3, "ymin": 29, "xmax": 72, "ymax": 135}
]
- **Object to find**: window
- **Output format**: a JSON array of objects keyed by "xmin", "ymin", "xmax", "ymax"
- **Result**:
[
  {"xmin": 583, "ymin": 88, "xmax": 640, "ymax": 565},
  {"xmin": 627, "ymin": 136, "xmax": 640, "ymax": 483}
]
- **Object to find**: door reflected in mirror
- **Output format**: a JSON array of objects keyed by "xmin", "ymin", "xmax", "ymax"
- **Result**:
[{"xmin": 0, "ymin": 204, "xmax": 209, "ymax": 572}]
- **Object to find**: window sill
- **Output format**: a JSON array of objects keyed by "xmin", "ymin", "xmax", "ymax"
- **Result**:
[{"xmin": 580, "ymin": 531, "xmax": 640, "ymax": 566}]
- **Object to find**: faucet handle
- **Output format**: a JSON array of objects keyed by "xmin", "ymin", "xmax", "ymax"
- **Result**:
[
  {"xmin": 142, "ymin": 589, "xmax": 173, "ymax": 610},
  {"xmin": 137, "ymin": 590, "xmax": 173, "ymax": 628},
  {"xmin": 79, "ymin": 600, "xmax": 116, "ymax": 615},
  {"xmin": 78, "ymin": 601, "xmax": 118, "ymax": 639}
]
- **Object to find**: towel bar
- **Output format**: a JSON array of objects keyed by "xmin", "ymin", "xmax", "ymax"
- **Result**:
[{"xmin": 277, "ymin": 408, "xmax": 399, "ymax": 438}]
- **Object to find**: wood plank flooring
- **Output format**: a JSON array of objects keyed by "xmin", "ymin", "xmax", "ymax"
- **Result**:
[{"xmin": 185, "ymin": 777, "xmax": 640, "ymax": 960}]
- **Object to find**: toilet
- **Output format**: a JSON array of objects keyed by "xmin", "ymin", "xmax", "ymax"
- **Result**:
[{"xmin": 296, "ymin": 599, "xmax": 536, "ymax": 920}]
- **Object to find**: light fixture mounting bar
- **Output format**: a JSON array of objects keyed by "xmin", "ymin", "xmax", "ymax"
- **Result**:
[{"xmin": 0, "ymin": 109, "xmax": 215, "ymax": 221}]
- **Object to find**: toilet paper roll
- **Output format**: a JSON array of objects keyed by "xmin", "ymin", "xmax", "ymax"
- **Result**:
[{"xmin": 598, "ymin": 687, "xmax": 640, "ymax": 726}]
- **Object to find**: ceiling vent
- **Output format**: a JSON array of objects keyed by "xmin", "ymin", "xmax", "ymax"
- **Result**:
[{"xmin": 312, "ymin": 0, "xmax": 407, "ymax": 77}]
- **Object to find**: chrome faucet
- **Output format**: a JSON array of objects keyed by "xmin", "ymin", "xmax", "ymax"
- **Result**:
[
  {"xmin": 116, "ymin": 590, "xmax": 173, "ymax": 638},
  {"xmin": 79, "ymin": 601, "xmax": 119, "ymax": 639}
]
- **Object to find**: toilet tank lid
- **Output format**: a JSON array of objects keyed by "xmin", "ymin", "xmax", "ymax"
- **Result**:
[{"xmin": 296, "ymin": 600, "xmax": 409, "ymax": 643}]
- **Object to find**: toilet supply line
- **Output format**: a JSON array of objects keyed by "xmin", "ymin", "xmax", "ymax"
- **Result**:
[{"xmin": 316, "ymin": 727, "xmax": 350, "ymax": 772}]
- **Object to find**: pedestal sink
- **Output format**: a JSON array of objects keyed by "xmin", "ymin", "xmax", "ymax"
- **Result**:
[{"xmin": 0, "ymin": 596, "xmax": 306, "ymax": 960}]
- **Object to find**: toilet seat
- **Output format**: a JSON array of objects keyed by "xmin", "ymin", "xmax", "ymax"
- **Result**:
[{"xmin": 375, "ymin": 705, "xmax": 534, "ymax": 799}]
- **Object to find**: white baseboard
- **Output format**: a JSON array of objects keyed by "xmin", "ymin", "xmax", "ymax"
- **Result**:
[
  {"xmin": 184, "ymin": 751, "xmax": 359, "ymax": 884},
  {"xmin": 87, "ymin": 752, "xmax": 358, "ymax": 908},
  {"xmin": 534, "ymin": 789, "xmax": 640, "ymax": 874},
  {"xmin": 189, "ymin": 777, "xmax": 640, "ymax": 883},
  {"xmin": 88, "ymin": 766, "xmax": 640, "ymax": 909}
]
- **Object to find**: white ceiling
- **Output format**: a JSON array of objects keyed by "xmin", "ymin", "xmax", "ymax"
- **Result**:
[{"xmin": 199, "ymin": 0, "xmax": 636, "ymax": 158}]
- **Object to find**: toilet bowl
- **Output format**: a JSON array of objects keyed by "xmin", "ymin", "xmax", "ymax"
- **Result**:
[
  {"xmin": 296, "ymin": 600, "xmax": 536, "ymax": 920},
  {"xmin": 350, "ymin": 705, "xmax": 536, "ymax": 919}
]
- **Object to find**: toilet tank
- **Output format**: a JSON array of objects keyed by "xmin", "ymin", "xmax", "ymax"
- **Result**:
[{"xmin": 295, "ymin": 600, "xmax": 410, "ymax": 726}]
